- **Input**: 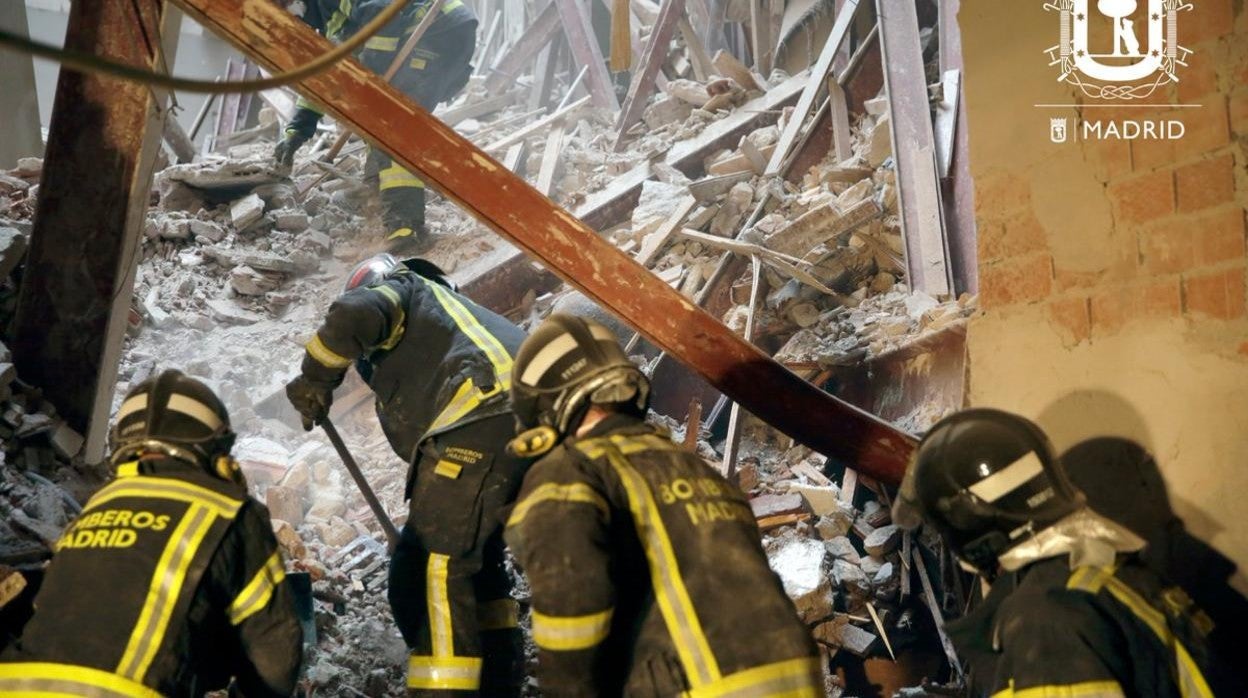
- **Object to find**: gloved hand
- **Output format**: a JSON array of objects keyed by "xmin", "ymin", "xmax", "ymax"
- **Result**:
[
  {"xmin": 273, "ymin": 132, "xmax": 309, "ymax": 171},
  {"xmin": 286, "ymin": 376, "xmax": 335, "ymax": 431}
]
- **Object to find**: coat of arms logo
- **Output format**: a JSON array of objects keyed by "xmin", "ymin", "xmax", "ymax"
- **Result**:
[
  {"xmin": 1050, "ymin": 118, "xmax": 1069, "ymax": 143},
  {"xmin": 1044, "ymin": 0, "xmax": 1194, "ymax": 100}
]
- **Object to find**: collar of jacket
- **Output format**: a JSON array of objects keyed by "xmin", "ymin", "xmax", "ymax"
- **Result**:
[
  {"xmin": 997, "ymin": 507, "xmax": 1146, "ymax": 573},
  {"xmin": 572, "ymin": 412, "xmax": 654, "ymax": 442}
]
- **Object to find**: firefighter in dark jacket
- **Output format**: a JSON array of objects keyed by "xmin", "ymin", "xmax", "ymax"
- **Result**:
[
  {"xmin": 0, "ymin": 370, "xmax": 302, "ymax": 697},
  {"xmin": 285, "ymin": 254, "xmax": 528, "ymax": 696},
  {"xmin": 894, "ymin": 408, "xmax": 1238, "ymax": 698},
  {"xmin": 503, "ymin": 313, "xmax": 821, "ymax": 697},
  {"xmin": 275, "ymin": 0, "xmax": 477, "ymax": 252}
]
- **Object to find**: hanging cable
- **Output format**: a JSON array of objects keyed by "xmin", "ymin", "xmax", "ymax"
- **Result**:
[{"xmin": 0, "ymin": 0, "xmax": 416, "ymax": 94}]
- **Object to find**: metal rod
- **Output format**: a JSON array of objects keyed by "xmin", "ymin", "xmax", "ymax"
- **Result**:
[{"xmin": 321, "ymin": 418, "xmax": 400, "ymax": 547}]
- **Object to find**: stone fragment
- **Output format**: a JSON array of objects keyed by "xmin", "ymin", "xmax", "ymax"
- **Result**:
[
  {"xmin": 769, "ymin": 537, "xmax": 833, "ymax": 623},
  {"xmin": 272, "ymin": 519, "xmax": 307, "ymax": 559},
  {"xmin": 812, "ymin": 617, "xmax": 878, "ymax": 656},
  {"xmin": 230, "ymin": 193, "xmax": 266, "ymax": 230},
  {"xmin": 867, "ymin": 115, "xmax": 892, "ymax": 168},
  {"xmin": 49, "ymin": 423, "xmax": 84, "ymax": 460},
  {"xmin": 787, "ymin": 303, "xmax": 820, "ymax": 328},
  {"xmin": 823, "ymin": 536, "xmax": 861, "ymax": 564},
  {"xmin": 749, "ymin": 492, "xmax": 805, "ymax": 519},
  {"xmin": 864, "ymin": 95, "xmax": 889, "ymax": 116},
  {"xmin": 307, "ymin": 493, "xmax": 347, "ymax": 521},
  {"xmin": 230, "ymin": 266, "xmax": 280, "ymax": 296},
  {"xmin": 734, "ymin": 460, "xmax": 761, "ymax": 493},
  {"xmin": 832, "ymin": 558, "xmax": 871, "ymax": 596},
  {"xmin": 643, "ymin": 96, "xmax": 694, "ymax": 129},
  {"xmin": 14, "ymin": 157, "xmax": 42, "ymax": 178},
  {"xmin": 863, "ymin": 524, "xmax": 901, "ymax": 556},
  {"xmin": 870, "ymin": 272, "xmax": 896, "ymax": 294},
  {"xmin": 664, "ymin": 79, "xmax": 711, "ymax": 107},
  {"xmin": 709, "ymin": 181, "xmax": 754, "ymax": 237},
  {"xmin": 300, "ymin": 229, "xmax": 333, "ymax": 254},
  {"xmin": 318, "ymin": 516, "xmax": 358, "ymax": 549},
  {"xmin": 190, "ymin": 219, "xmax": 226, "ymax": 243},
  {"xmin": 815, "ymin": 514, "xmax": 852, "ymax": 540},
  {"xmin": 858, "ymin": 554, "xmax": 886, "ymax": 579},
  {"xmin": 206, "ymin": 299, "xmax": 263, "ymax": 325},
  {"xmin": 872, "ymin": 561, "xmax": 897, "ymax": 586},
  {"xmin": 836, "ymin": 179, "xmax": 874, "ymax": 208},
  {"xmin": 273, "ymin": 209, "xmax": 310, "ymax": 232},
  {"xmin": 266, "ymin": 485, "xmax": 304, "ymax": 525},
  {"xmin": 0, "ymin": 227, "xmax": 29, "ymax": 280},
  {"xmin": 159, "ymin": 218, "xmax": 193, "ymax": 240},
  {"xmin": 789, "ymin": 484, "xmax": 840, "ymax": 517},
  {"xmin": 0, "ymin": 173, "xmax": 30, "ymax": 196}
]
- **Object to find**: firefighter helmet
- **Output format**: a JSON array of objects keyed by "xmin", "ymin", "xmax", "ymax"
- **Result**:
[
  {"xmin": 110, "ymin": 370, "xmax": 241, "ymax": 482},
  {"xmin": 344, "ymin": 254, "xmax": 453, "ymax": 292},
  {"xmin": 902, "ymin": 408, "xmax": 1085, "ymax": 574},
  {"xmin": 510, "ymin": 313, "xmax": 649, "ymax": 442}
]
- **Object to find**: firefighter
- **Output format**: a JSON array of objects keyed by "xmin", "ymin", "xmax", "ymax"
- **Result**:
[
  {"xmin": 274, "ymin": 0, "xmax": 478, "ymax": 253},
  {"xmin": 503, "ymin": 313, "xmax": 821, "ymax": 697},
  {"xmin": 285, "ymin": 254, "xmax": 528, "ymax": 696},
  {"xmin": 894, "ymin": 408, "xmax": 1239, "ymax": 698},
  {"xmin": 0, "ymin": 370, "xmax": 302, "ymax": 697}
]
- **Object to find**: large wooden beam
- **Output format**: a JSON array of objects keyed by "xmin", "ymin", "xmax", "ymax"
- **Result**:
[
  {"xmin": 613, "ymin": 0, "xmax": 685, "ymax": 151},
  {"xmin": 173, "ymin": 0, "xmax": 915, "ymax": 483},
  {"xmin": 13, "ymin": 0, "xmax": 176, "ymax": 462},
  {"xmin": 553, "ymin": 0, "xmax": 619, "ymax": 110},
  {"xmin": 482, "ymin": 1, "xmax": 562, "ymax": 95},
  {"xmin": 877, "ymin": 0, "xmax": 951, "ymax": 296}
]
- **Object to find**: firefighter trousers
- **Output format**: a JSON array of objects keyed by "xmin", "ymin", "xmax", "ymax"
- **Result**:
[
  {"xmin": 388, "ymin": 414, "xmax": 528, "ymax": 696},
  {"xmin": 361, "ymin": 21, "xmax": 476, "ymax": 237}
]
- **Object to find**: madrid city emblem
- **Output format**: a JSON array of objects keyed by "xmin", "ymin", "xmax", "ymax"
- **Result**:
[{"xmin": 1044, "ymin": 0, "xmax": 1194, "ymax": 100}]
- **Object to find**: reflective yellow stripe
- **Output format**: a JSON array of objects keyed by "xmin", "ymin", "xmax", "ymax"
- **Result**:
[
  {"xmin": 410, "ymin": 57, "xmax": 429, "ymax": 70},
  {"xmin": 990, "ymin": 679, "xmax": 1125, "ymax": 698},
  {"xmin": 531, "ymin": 608, "xmax": 613, "ymax": 651},
  {"xmin": 407, "ymin": 655, "xmax": 482, "ymax": 690},
  {"xmin": 434, "ymin": 460, "xmax": 463, "ymax": 479},
  {"xmin": 507, "ymin": 482, "xmax": 610, "ymax": 526},
  {"xmin": 294, "ymin": 95, "xmax": 325, "ymax": 115},
  {"xmin": 379, "ymin": 163, "xmax": 425, "ymax": 190},
  {"xmin": 683, "ymin": 657, "xmax": 822, "ymax": 698},
  {"xmin": 117, "ymin": 503, "xmax": 217, "ymax": 681},
  {"xmin": 581, "ymin": 441, "xmax": 721, "ymax": 686},
  {"xmin": 478, "ymin": 598, "xmax": 520, "ymax": 631},
  {"xmin": 365, "ymin": 35, "xmax": 399, "ymax": 51},
  {"xmin": 427, "ymin": 378, "xmax": 488, "ymax": 435},
  {"xmin": 1066, "ymin": 565, "xmax": 1115, "ymax": 594},
  {"xmin": 91, "ymin": 477, "xmax": 242, "ymax": 518},
  {"xmin": 369, "ymin": 285, "xmax": 406, "ymax": 351},
  {"xmin": 428, "ymin": 553, "xmax": 453, "ymax": 656},
  {"xmin": 307, "ymin": 333, "xmax": 353, "ymax": 369},
  {"xmin": 325, "ymin": 0, "xmax": 353, "ymax": 40},
  {"xmin": 0, "ymin": 662, "xmax": 163, "ymax": 698},
  {"xmin": 1100, "ymin": 577, "xmax": 1214, "ymax": 698},
  {"xmin": 116, "ymin": 461, "xmax": 139, "ymax": 477},
  {"xmin": 229, "ymin": 551, "xmax": 287, "ymax": 625}
]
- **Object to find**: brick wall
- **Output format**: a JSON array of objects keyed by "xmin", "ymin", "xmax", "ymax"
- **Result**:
[{"xmin": 959, "ymin": 0, "xmax": 1248, "ymax": 590}]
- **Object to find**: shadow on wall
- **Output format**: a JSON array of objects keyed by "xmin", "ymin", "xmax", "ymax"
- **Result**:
[{"xmin": 1038, "ymin": 390, "xmax": 1248, "ymax": 665}]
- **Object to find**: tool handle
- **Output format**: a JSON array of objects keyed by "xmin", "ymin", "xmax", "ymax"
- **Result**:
[{"xmin": 321, "ymin": 418, "xmax": 401, "ymax": 547}]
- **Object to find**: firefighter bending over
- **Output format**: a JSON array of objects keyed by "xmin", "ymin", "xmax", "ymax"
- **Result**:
[
  {"xmin": 285, "ymin": 254, "xmax": 529, "ymax": 696},
  {"xmin": 503, "ymin": 313, "xmax": 822, "ymax": 697},
  {"xmin": 275, "ymin": 0, "xmax": 478, "ymax": 253},
  {"xmin": 0, "ymin": 370, "xmax": 302, "ymax": 697},
  {"xmin": 894, "ymin": 408, "xmax": 1240, "ymax": 698}
]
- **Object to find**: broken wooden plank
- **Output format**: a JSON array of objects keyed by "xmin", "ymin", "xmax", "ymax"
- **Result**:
[
  {"xmin": 711, "ymin": 49, "xmax": 765, "ymax": 92},
  {"xmin": 912, "ymin": 545, "xmax": 965, "ymax": 681},
  {"xmin": 483, "ymin": 1, "xmax": 561, "ymax": 95},
  {"xmin": 749, "ymin": 0, "xmax": 772, "ymax": 74},
  {"xmin": 610, "ymin": 0, "xmax": 631, "ymax": 70},
  {"xmin": 720, "ymin": 254, "xmax": 762, "ymax": 478},
  {"xmin": 682, "ymin": 398, "xmax": 703, "ymax": 450},
  {"xmin": 163, "ymin": 116, "xmax": 197, "ymax": 164},
  {"xmin": 934, "ymin": 69, "xmax": 961, "ymax": 179},
  {"xmin": 678, "ymin": 18, "xmax": 714, "ymax": 81},
  {"xmin": 707, "ymin": 142, "xmax": 776, "ymax": 176},
  {"xmin": 439, "ymin": 92, "xmax": 515, "ymax": 127},
  {"xmin": 554, "ymin": 0, "xmax": 620, "ymax": 110},
  {"xmin": 636, "ymin": 195, "xmax": 697, "ymax": 267},
  {"xmin": 829, "ymin": 82, "xmax": 853, "ymax": 162},
  {"xmin": 614, "ymin": 0, "xmax": 686, "ymax": 151},
  {"xmin": 764, "ymin": 0, "xmax": 858, "ymax": 176},
  {"xmin": 758, "ymin": 512, "xmax": 812, "ymax": 531},
  {"xmin": 764, "ymin": 197, "xmax": 882, "ymax": 258},
  {"xmin": 472, "ymin": 10, "xmax": 504, "ymax": 77},
  {"xmin": 502, "ymin": 142, "xmax": 527, "ymax": 172},
  {"xmin": 878, "ymin": 0, "xmax": 951, "ymax": 296},
  {"xmin": 483, "ymin": 96, "xmax": 590, "ymax": 154},
  {"xmin": 536, "ymin": 124, "xmax": 565, "ymax": 196}
]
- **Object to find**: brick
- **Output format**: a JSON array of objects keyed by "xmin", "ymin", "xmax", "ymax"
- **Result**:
[
  {"xmin": 1231, "ymin": 89, "xmax": 1248, "ymax": 135},
  {"xmin": 1178, "ymin": 57, "xmax": 1219, "ymax": 104},
  {"xmin": 1108, "ymin": 169, "xmax": 1174, "ymax": 226},
  {"xmin": 1084, "ymin": 138, "xmax": 1132, "ymax": 182},
  {"xmin": 1140, "ymin": 221, "xmax": 1196, "ymax": 274},
  {"xmin": 980, "ymin": 210, "xmax": 1046, "ymax": 261},
  {"xmin": 1047, "ymin": 296, "xmax": 1091, "ymax": 345},
  {"xmin": 1091, "ymin": 287, "xmax": 1131, "ymax": 337},
  {"xmin": 1176, "ymin": 154, "xmax": 1235, "ymax": 213},
  {"xmin": 973, "ymin": 169, "xmax": 1031, "ymax": 215},
  {"xmin": 1194, "ymin": 206, "xmax": 1246, "ymax": 267},
  {"xmin": 1172, "ymin": 98, "xmax": 1231, "ymax": 162},
  {"xmin": 1141, "ymin": 278, "xmax": 1183, "ymax": 318},
  {"xmin": 1184, "ymin": 266, "xmax": 1247, "ymax": 320},
  {"xmin": 1182, "ymin": 0, "xmax": 1233, "ymax": 45},
  {"xmin": 980, "ymin": 253, "xmax": 1054, "ymax": 309}
]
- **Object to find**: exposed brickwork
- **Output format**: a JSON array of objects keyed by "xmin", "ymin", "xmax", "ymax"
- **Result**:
[
  {"xmin": 980, "ymin": 253, "xmax": 1053, "ymax": 309},
  {"xmin": 1175, "ymin": 155, "xmax": 1235, "ymax": 213},
  {"xmin": 1184, "ymin": 266, "xmax": 1247, "ymax": 320},
  {"xmin": 1108, "ymin": 169, "xmax": 1175, "ymax": 226},
  {"xmin": 1047, "ymin": 296, "xmax": 1090, "ymax": 346}
]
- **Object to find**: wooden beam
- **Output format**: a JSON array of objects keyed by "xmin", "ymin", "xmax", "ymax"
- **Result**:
[
  {"xmin": 483, "ymin": 1, "xmax": 562, "ymax": 95},
  {"xmin": 614, "ymin": 0, "xmax": 685, "ymax": 151},
  {"xmin": 163, "ymin": 116, "xmax": 197, "ymax": 164},
  {"xmin": 749, "ymin": 0, "xmax": 772, "ymax": 74},
  {"xmin": 483, "ymin": 96, "xmax": 589, "ymax": 153},
  {"xmin": 711, "ymin": 49, "xmax": 765, "ymax": 92},
  {"xmin": 554, "ymin": 0, "xmax": 620, "ymax": 110},
  {"xmin": 765, "ymin": 0, "xmax": 859, "ymax": 176},
  {"xmin": 877, "ymin": 0, "xmax": 951, "ymax": 296},
  {"xmin": 720, "ymin": 255, "xmax": 763, "ymax": 478},
  {"xmin": 678, "ymin": 18, "xmax": 714, "ymax": 82},
  {"xmin": 610, "ymin": 0, "xmax": 631, "ymax": 71},
  {"xmin": 175, "ymin": 0, "xmax": 917, "ymax": 484},
  {"xmin": 636, "ymin": 195, "xmax": 697, "ymax": 267},
  {"xmin": 14, "ymin": 0, "xmax": 176, "ymax": 462},
  {"xmin": 536, "ymin": 124, "xmax": 566, "ymax": 196}
]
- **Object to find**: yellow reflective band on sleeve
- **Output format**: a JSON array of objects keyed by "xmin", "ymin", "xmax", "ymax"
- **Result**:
[
  {"xmin": 1099, "ymin": 577, "xmax": 1214, "ymax": 698},
  {"xmin": 307, "ymin": 334, "xmax": 353, "ymax": 369},
  {"xmin": 583, "ymin": 441, "xmax": 721, "ymax": 687},
  {"xmin": 477, "ymin": 598, "xmax": 520, "ymax": 631},
  {"xmin": 117, "ymin": 503, "xmax": 218, "ymax": 682},
  {"xmin": 0, "ymin": 662, "xmax": 164, "ymax": 698},
  {"xmin": 428, "ymin": 553, "xmax": 454, "ymax": 656},
  {"xmin": 683, "ymin": 657, "xmax": 822, "ymax": 698},
  {"xmin": 364, "ymin": 35, "xmax": 399, "ymax": 51},
  {"xmin": 407, "ymin": 655, "xmax": 482, "ymax": 691},
  {"xmin": 116, "ymin": 461, "xmax": 140, "ymax": 478},
  {"xmin": 293, "ymin": 95, "xmax": 325, "ymax": 116},
  {"xmin": 434, "ymin": 460, "xmax": 463, "ymax": 479},
  {"xmin": 324, "ymin": 0, "xmax": 353, "ymax": 40},
  {"xmin": 90, "ymin": 477, "xmax": 242, "ymax": 518},
  {"xmin": 378, "ymin": 163, "xmax": 425, "ymax": 191},
  {"xmin": 427, "ymin": 378, "xmax": 485, "ymax": 435},
  {"xmin": 531, "ymin": 608, "xmax": 613, "ymax": 651},
  {"xmin": 229, "ymin": 551, "xmax": 287, "ymax": 625},
  {"xmin": 410, "ymin": 57, "xmax": 428, "ymax": 70},
  {"xmin": 507, "ymin": 482, "xmax": 610, "ymax": 527},
  {"xmin": 990, "ymin": 679, "xmax": 1126, "ymax": 698},
  {"xmin": 368, "ymin": 285, "xmax": 406, "ymax": 351}
]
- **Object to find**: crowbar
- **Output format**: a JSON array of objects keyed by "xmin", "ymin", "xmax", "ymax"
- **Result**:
[{"xmin": 321, "ymin": 418, "xmax": 400, "ymax": 547}]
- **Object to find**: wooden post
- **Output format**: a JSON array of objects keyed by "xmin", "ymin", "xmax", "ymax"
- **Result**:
[
  {"xmin": 554, "ymin": 0, "xmax": 620, "ymax": 110},
  {"xmin": 483, "ymin": 2, "xmax": 562, "ymax": 96},
  {"xmin": 614, "ymin": 0, "xmax": 685, "ymax": 150},
  {"xmin": 13, "ymin": 0, "xmax": 178, "ymax": 462}
]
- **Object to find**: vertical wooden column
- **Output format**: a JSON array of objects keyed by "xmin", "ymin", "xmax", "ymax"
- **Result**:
[{"xmin": 12, "ymin": 0, "xmax": 177, "ymax": 462}]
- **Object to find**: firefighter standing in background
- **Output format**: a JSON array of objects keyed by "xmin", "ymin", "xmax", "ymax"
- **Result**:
[
  {"xmin": 274, "ymin": 0, "xmax": 478, "ymax": 253},
  {"xmin": 0, "ymin": 370, "xmax": 302, "ymax": 697},
  {"xmin": 893, "ymin": 408, "xmax": 1239, "ymax": 698},
  {"xmin": 285, "ymin": 254, "xmax": 528, "ymax": 696},
  {"xmin": 503, "ymin": 313, "xmax": 821, "ymax": 697}
]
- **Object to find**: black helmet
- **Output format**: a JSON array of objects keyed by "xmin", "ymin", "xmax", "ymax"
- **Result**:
[
  {"xmin": 510, "ymin": 313, "xmax": 649, "ymax": 449},
  {"xmin": 344, "ymin": 254, "xmax": 453, "ymax": 293},
  {"xmin": 900, "ymin": 408, "xmax": 1084, "ymax": 574},
  {"xmin": 110, "ymin": 370, "xmax": 240, "ymax": 482}
]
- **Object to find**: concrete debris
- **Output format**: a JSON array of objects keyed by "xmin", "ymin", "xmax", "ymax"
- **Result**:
[
  {"xmin": 768, "ymin": 536, "xmax": 832, "ymax": 622},
  {"xmin": 750, "ymin": 492, "xmax": 806, "ymax": 519},
  {"xmin": 230, "ymin": 266, "xmax": 282, "ymax": 296},
  {"xmin": 864, "ymin": 524, "xmax": 902, "ymax": 556},
  {"xmin": 813, "ymin": 616, "xmax": 878, "ymax": 656},
  {"xmin": 230, "ymin": 193, "xmax": 266, "ymax": 230}
]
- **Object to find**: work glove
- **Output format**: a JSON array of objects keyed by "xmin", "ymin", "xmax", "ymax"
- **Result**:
[{"xmin": 286, "ymin": 375, "xmax": 335, "ymax": 431}]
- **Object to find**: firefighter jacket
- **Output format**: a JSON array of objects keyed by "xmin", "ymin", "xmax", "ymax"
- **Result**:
[
  {"xmin": 0, "ymin": 457, "xmax": 302, "ymax": 697},
  {"xmin": 947, "ymin": 555, "xmax": 1233, "ymax": 698},
  {"xmin": 300, "ymin": 0, "xmax": 475, "ymax": 43},
  {"xmin": 504, "ymin": 414, "xmax": 821, "ymax": 697},
  {"xmin": 301, "ymin": 269, "xmax": 526, "ymax": 465}
]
